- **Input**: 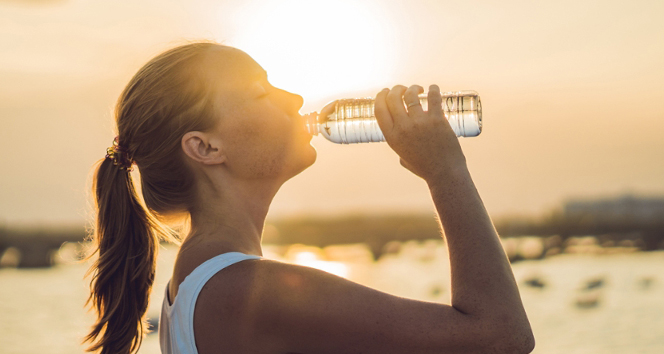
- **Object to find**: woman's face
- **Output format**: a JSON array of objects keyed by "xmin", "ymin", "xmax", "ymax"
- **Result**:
[{"xmin": 206, "ymin": 48, "xmax": 317, "ymax": 182}]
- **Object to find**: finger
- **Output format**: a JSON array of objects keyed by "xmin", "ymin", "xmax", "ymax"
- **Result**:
[
  {"xmin": 404, "ymin": 85, "xmax": 425, "ymax": 117},
  {"xmin": 374, "ymin": 88, "xmax": 394, "ymax": 136},
  {"xmin": 386, "ymin": 85, "xmax": 409, "ymax": 125},
  {"xmin": 428, "ymin": 84, "xmax": 443, "ymax": 117}
]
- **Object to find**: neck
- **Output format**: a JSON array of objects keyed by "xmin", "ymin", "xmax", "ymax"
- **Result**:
[{"xmin": 187, "ymin": 174, "xmax": 284, "ymax": 257}]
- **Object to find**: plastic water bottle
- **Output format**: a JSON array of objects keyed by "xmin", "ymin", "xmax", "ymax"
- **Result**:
[{"xmin": 304, "ymin": 90, "xmax": 482, "ymax": 144}]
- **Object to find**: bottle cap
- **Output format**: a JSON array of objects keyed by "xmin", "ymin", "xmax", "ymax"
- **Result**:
[{"xmin": 303, "ymin": 112, "xmax": 319, "ymax": 136}]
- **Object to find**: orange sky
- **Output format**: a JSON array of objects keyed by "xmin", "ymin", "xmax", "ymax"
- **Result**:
[{"xmin": 0, "ymin": 0, "xmax": 663, "ymax": 225}]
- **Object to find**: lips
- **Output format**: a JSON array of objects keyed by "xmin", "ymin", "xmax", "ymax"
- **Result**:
[{"xmin": 294, "ymin": 113, "xmax": 311, "ymax": 136}]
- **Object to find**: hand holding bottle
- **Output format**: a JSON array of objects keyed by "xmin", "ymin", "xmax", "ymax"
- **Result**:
[{"xmin": 374, "ymin": 85, "xmax": 469, "ymax": 183}]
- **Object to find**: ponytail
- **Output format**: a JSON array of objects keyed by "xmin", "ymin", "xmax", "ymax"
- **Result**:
[
  {"xmin": 82, "ymin": 42, "xmax": 227, "ymax": 353},
  {"xmin": 83, "ymin": 157, "xmax": 162, "ymax": 354}
]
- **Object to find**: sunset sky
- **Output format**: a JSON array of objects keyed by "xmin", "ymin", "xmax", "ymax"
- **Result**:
[{"xmin": 1, "ymin": 0, "xmax": 662, "ymax": 225}]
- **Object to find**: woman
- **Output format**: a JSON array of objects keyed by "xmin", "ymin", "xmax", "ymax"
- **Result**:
[{"xmin": 84, "ymin": 42, "xmax": 534, "ymax": 354}]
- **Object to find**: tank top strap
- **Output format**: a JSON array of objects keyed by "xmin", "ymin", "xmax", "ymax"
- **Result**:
[
  {"xmin": 165, "ymin": 252, "xmax": 261, "ymax": 354},
  {"xmin": 177, "ymin": 252, "xmax": 262, "ymax": 309}
]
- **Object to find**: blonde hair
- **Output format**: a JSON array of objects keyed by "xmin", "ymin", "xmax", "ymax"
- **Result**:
[{"xmin": 84, "ymin": 42, "xmax": 227, "ymax": 353}]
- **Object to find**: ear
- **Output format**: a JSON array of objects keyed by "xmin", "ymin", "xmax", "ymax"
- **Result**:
[{"xmin": 181, "ymin": 131, "xmax": 226, "ymax": 165}]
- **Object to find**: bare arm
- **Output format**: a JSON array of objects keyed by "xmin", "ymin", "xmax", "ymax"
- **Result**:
[
  {"xmin": 206, "ymin": 84, "xmax": 534, "ymax": 354},
  {"xmin": 376, "ymin": 84, "xmax": 534, "ymax": 351},
  {"xmin": 428, "ymin": 160, "xmax": 534, "ymax": 348}
]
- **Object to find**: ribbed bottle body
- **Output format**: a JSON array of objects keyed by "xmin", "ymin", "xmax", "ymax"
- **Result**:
[{"xmin": 305, "ymin": 90, "xmax": 482, "ymax": 144}]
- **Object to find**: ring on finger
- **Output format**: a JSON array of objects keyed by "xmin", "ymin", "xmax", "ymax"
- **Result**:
[{"xmin": 407, "ymin": 101, "xmax": 421, "ymax": 108}]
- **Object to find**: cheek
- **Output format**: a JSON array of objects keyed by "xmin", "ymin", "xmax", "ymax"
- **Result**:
[
  {"xmin": 246, "ymin": 135, "xmax": 290, "ymax": 176},
  {"xmin": 223, "ymin": 113, "xmax": 294, "ymax": 177}
]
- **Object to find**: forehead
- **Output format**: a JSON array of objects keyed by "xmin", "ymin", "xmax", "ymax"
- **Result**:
[{"xmin": 205, "ymin": 47, "xmax": 267, "ymax": 89}]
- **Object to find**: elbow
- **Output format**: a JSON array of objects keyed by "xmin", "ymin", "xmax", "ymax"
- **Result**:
[
  {"xmin": 501, "ymin": 333, "xmax": 535, "ymax": 354},
  {"xmin": 492, "ymin": 322, "xmax": 535, "ymax": 354},
  {"xmin": 455, "ymin": 312, "xmax": 535, "ymax": 353}
]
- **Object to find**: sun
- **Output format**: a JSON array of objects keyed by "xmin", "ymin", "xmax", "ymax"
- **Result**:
[{"xmin": 224, "ymin": 0, "xmax": 396, "ymax": 106}]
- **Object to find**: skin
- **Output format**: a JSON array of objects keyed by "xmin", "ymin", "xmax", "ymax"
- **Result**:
[{"xmin": 168, "ymin": 48, "xmax": 535, "ymax": 354}]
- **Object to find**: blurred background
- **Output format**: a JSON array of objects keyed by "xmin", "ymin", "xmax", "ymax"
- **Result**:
[{"xmin": 0, "ymin": 0, "xmax": 663, "ymax": 353}]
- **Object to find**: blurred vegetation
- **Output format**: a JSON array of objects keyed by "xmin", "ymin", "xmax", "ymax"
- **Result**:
[
  {"xmin": 264, "ymin": 213, "xmax": 442, "ymax": 259},
  {"xmin": 1, "ymin": 195, "xmax": 663, "ymax": 267},
  {"xmin": 266, "ymin": 195, "xmax": 664, "ymax": 258}
]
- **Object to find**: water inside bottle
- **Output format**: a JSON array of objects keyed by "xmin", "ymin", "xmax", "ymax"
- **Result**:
[
  {"xmin": 319, "ymin": 99, "xmax": 384, "ymax": 144},
  {"xmin": 305, "ymin": 91, "xmax": 482, "ymax": 144}
]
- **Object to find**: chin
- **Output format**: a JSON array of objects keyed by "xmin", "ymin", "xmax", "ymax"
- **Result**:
[
  {"xmin": 306, "ymin": 144, "xmax": 317, "ymax": 164},
  {"xmin": 289, "ymin": 145, "xmax": 317, "ymax": 177},
  {"xmin": 300, "ymin": 145, "xmax": 317, "ymax": 171}
]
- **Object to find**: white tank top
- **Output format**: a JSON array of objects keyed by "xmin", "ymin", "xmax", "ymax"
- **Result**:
[{"xmin": 158, "ymin": 252, "xmax": 261, "ymax": 354}]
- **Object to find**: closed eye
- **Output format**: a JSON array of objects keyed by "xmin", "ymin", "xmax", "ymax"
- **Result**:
[{"xmin": 257, "ymin": 82, "xmax": 275, "ymax": 99}]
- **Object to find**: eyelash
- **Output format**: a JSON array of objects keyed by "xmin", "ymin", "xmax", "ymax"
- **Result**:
[{"xmin": 257, "ymin": 81, "xmax": 272, "ymax": 98}]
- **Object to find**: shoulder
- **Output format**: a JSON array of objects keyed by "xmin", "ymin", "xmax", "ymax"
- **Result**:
[
  {"xmin": 194, "ymin": 258, "xmax": 403, "ymax": 352},
  {"xmin": 192, "ymin": 258, "xmax": 320, "ymax": 352},
  {"xmin": 195, "ymin": 257, "xmax": 331, "ymax": 312}
]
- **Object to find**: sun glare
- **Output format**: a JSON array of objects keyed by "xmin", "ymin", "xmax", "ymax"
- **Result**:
[
  {"xmin": 285, "ymin": 246, "xmax": 350, "ymax": 278},
  {"xmin": 225, "ymin": 0, "xmax": 396, "ymax": 105}
]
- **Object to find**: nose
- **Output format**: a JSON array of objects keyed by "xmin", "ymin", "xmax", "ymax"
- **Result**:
[
  {"xmin": 289, "ymin": 91, "xmax": 304, "ymax": 112},
  {"xmin": 277, "ymin": 88, "xmax": 303, "ymax": 112}
]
